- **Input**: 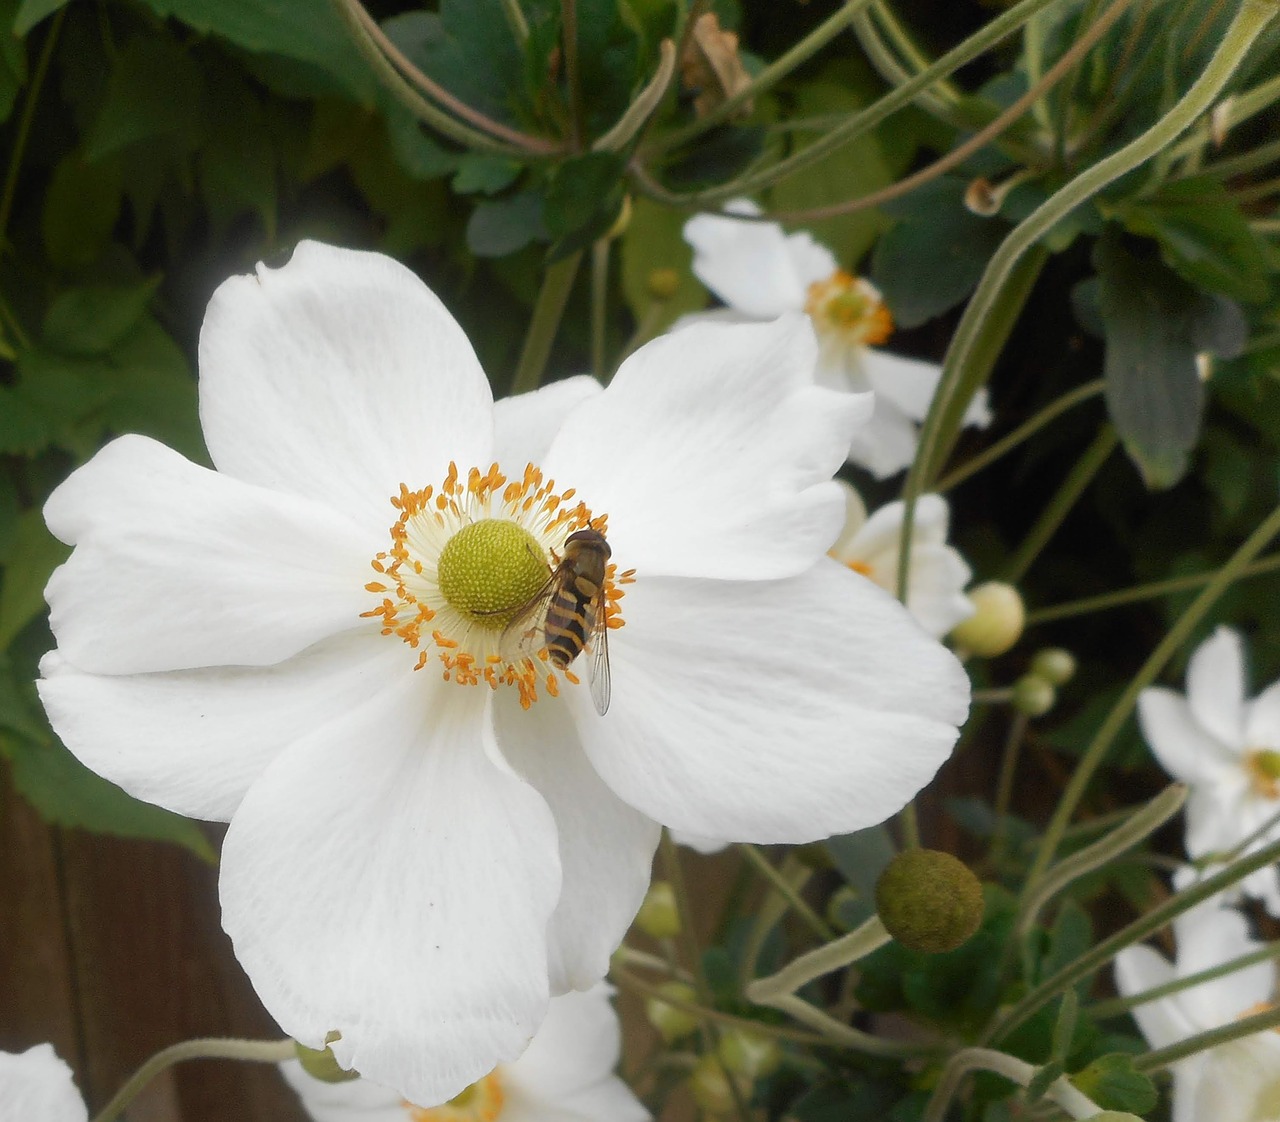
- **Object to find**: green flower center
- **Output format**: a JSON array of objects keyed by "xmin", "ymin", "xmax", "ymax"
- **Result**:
[
  {"xmin": 1254, "ymin": 749, "xmax": 1280, "ymax": 780},
  {"xmin": 436, "ymin": 518, "xmax": 548, "ymax": 628}
]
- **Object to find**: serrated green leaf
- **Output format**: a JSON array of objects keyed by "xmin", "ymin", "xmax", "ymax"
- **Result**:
[
  {"xmin": 13, "ymin": 0, "xmax": 69, "ymax": 35},
  {"xmin": 453, "ymin": 154, "xmax": 524, "ymax": 196},
  {"xmin": 1068, "ymin": 1053, "xmax": 1158, "ymax": 1114},
  {"xmin": 0, "ymin": 510, "xmax": 68, "ymax": 650},
  {"xmin": 84, "ymin": 34, "xmax": 205, "ymax": 162},
  {"xmin": 871, "ymin": 179, "xmax": 1009, "ymax": 328},
  {"xmin": 41, "ymin": 152, "xmax": 123, "ymax": 269},
  {"xmin": 619, "ymin": 195, "xmax": 706, "ymax": 331},
  {"xmin": 42, "ymin": 278, "xmax": 160, "ymax": 358},
  {"xmin": 467, "ymin": 190, "xmax": 548, "ymax": 258}
]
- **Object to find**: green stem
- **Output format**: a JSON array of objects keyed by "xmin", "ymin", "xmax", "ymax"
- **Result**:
[
  {"xmin": 849, "ymin": 8, "xmax": 958, "ymax": 124},
  {"xmin": 759, "ymin": 992, "xmax": 935, "ymax": 1057},
  {"xmin": 738, "ymin": 843, "xmax": 834, "ymax": 941},
  {"xmin": 91, "ymin": 1038, "xmax": 296, "ymax": 1122},
  {"xmin": 1188, "ymin": 134, "xmax": 1280, "ymax": 181},
  {"xmin": 1004, "ymin": 425, "xmax": 1118, "ymax": 584},
  {"xmin": 1134, "ymin": 1003, "xmax": 1280, "ymax": 1072},
  {"xmin": 923, "ymin": 1047, "xmax": 1103, "ymax": 1122},
  {"xmin": 1026, "ymin": 497, "xmax": 1280, "ymax": 888},
  {"xmin": 897, "ymin": 801, "xmax": 921, "ymax": 849},
  {"xmin": 510, "ymin": 252, "xmax": 583, "ymax": 395},
  {"xmin": 989, "ymin": 712, "xmax": 1029, "ymax": 868},
  {"xmin": 0, "ymin": 7, "xmax": 65, "ymax": 242},
  {"xmin": 1166, "ymin": 72, "xmax": 1280, "ymax": 165},
  {"xmin": 590, "ymin": 238, "xmax": 609, "ymax": 380},
  {"xmin": 746, "ymin": 916, "xmax": 890, "ymax": 1001},
  {"xmin": 739, "ymin": 852, "xmax": 811, "ymax": 987},
  {"xmin": 592, "ymin": 39, "xmax": 677, "ymax": 153},
  {"xmin": 561, "ymin": 0, "xmax": 583, "ymax": 151},
  {"xmin": 499, "ymin": 0, "xmax": 529, "ymax": 45},
  {"xmin": 1026, "ymin": 552, "xmax": 1280, "ymax": 625},
  {"xmin": 1089, "ymin": 939, "xmax": 1280, "ymax": 1020},
  {"xmin": 936, "ymin": 379, "xmax": 1105, "ymax": 492}
]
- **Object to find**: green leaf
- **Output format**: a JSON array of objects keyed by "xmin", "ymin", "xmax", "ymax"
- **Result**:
[
  {"xmin": 41, "ymin": 278, "xmax": 161, "ymax": 357},
  {"xmin": 0, "ymin": 0, "xmax": 27, "ymax": 125},
  {"xmin": 1068, "ymin": 1053, "xmax": 1158, "ymax": 1115},
  {"xmin": 84, "ymin": 34, "xmax": 206, "ymax": 162},
  {"xmin": 544, "ymin": 152, "xmax": 626, "ymax": 240},
  {"xmin": 467, "ymin": 190, "xmax": 548, "ymax": 258},
  {"xmin": 197, "ymin": 65, "xmax": 278, "ymax": 240},
  {"xmin": 453, "ymin": 154, "xmax": 525, "ymax": 196},
  {"xmin": 384, "ymin": 105, "xmax": 459, "ymax": 181},
  {"xmin": 1095, "ymin": 230, "xmax": 1244, "ymax": 488},
  {"xmin": 663, "ymin": 124, "xmax": 766, "ymax": 191},
  {"xmin": 41, "ymin": 152, "xmax": 123, "ymax": 269},
  {"xmin": 1117, "ymin": 178, "xmax": 1271, "ymax": 304},
  {"xmin": 13, "ymin": 346, "xmax": 114, "ymax": 454},
  {"xmin": 871, "ymin": 179, "xmax": 1009, "ymax": 328},
  {"xmin": 619, "ymin": 195, "xmax": 706, "ymax": 332},
  {"xmin": 0, "ymin": 510, "xmax": 68, "ymax": 650},
  {"xmin": 0, "ymin": 387, "xmax": 50, "ymax": 455},
  {"xmin": 1039, "ymin": 898, "xmax": 1093, "ymax": 983},
  {"xmin": 13, "ymin": 0, "xmax": 70, "ymax": 35}
]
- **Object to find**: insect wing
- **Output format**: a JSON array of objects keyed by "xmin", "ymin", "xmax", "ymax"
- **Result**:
[
  {"xmin": 500, "ymin": 572, "xmax": 560, "ymax": 665},
  {"xmin": 583, "ymin": 591, "xmax": 612, "ymax": 716}
]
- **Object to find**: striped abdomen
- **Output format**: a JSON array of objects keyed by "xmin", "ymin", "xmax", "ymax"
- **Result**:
[{"xmin": 544, "ymin": 529, "xmax": 610, "ymax": 669}]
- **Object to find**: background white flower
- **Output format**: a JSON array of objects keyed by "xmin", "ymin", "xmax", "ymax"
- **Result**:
[
  {"xmin": 1138, "ymin": 626, "xmax": 1280, "ymax": 914},
  {"xmin": 681, "ymin": 199, "xmax": 991, "ymax": 479},
  {"xmin": 38, "ymin": 242, "xmax": 970, "ymax": 1107},
  {"xmin": 1114, "ymin": 902, "xmax": 1280, "ymax": 1122},
  {"xmin": 828, "ymin": 481, "xmax": 973, "ymax": 639},
  {"xmin": 281, "ymin": 985, "xmax": 648, "ymax": 1122},
  {"xmin": 0, "ymin": 1044, "xmax": 87, "ymax": 1122}
]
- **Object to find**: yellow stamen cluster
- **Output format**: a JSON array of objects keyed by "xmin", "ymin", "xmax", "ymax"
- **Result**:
[
  {"xmin": 804, "ymin": 271, "xmax": 894, "ymax": 347},
  {"xmin": 361, "ymin": 460, "xmax": 629, "ymax": 710},
  {"xmin": 1246, "ymin": 748, "xmax": 1280, "ymax": 800},
  {"xmin": 407, "ymin": 1071, "xmax": 505, "ymax": 1121}
]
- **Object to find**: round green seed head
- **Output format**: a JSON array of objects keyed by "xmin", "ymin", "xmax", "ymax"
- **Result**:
[
  {"xmin": 645, "ymin": 981, "xmax": 700, "ymax": 1043},
  {"xmin": 635, "ymin": 880, "xmax": 681, "ymax": 939},
  {"xmin": 718, "ymin": 1029, "xmax": 780, "ymax": 1081},
  {"xmin": 1013, "ymin": 673, "xmax": 1057, "ymax": 717},
  {"xmin": 1031, "ymin": 647, "xmax": 1077, "ymax": 685},
  {"xmin": 875, "ymin": 849, "xmax": 984, "ymax": 954},
  {"xmin": 294, "ymin": 1041, "xmax": 359, "ymax": 1083},
  {"xmin": 436, "ymin": 519, "xmax": 548, "ymax": 627}
]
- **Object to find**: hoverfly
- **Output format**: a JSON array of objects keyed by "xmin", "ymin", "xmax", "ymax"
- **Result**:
[{"xmin": 505, "ymin": 528, "xmax": 612, "ymax": 715}]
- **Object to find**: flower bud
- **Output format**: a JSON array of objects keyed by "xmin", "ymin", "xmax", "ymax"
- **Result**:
[
  {"xmin": 294, "ymin": 1040, "xmax": 360, "ymax": 1083},
  {"xmin": 950, "ymin": 581, "xmax": 1024, "ymax": 657},
  {"xmin": 647, "ymin": 267, "xmax": 681, "ymax": 300},
  {"xmin": 646, "ymin": 981, "xmax": 700, "ymax": 1043},
  {"xmin": 717, "ymin": 1029, "xmax": 780, "ymax": 1081},
  {"xmin": 606, "ymin": 194, "xmax": 633, "ymax": 240},
  {"xmin": 826, "ymin": 884, "xmax": 861, "ymax": 931},
  {"xmin": 1012, "ymin": 673, "xmax": 1056, "ymax": 717},
  {"xmin": 689, "ymin": 1053, "xmax": 741, "ymax": 1116},
  {"xmin": 1030, "ymin": 647, "xmax": 1076, "ymax": 685},
  {"xmin": 875, "ymin": 849, "xmax": 984, "ymax": 954},
  {"xmin": 635, "ymin": 881, "xmax": 681, "ymax": 939}
]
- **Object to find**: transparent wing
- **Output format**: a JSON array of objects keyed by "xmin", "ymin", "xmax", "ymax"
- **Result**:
[
  {"xmin": 499, "ymin": 573, "xmax": 558, "ymax": 665},
  {"xmin": 583, "ymin": 595, "xmax": 612, "ymax": 716}
]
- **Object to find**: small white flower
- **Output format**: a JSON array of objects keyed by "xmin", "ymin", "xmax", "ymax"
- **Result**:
[
  {"xmin": 0, "ymin": 1045, "xmax": 87, "ymax": 1122},
  {"xmin": 281, "ymin": 985, "xmax": 648, "ymax": 1122},
  {"xmin": 681, "ymin": 199, "xmax": 992, "ymax": 479},
  {"xmin": 1138, "ymin": 627, "xmax": 1280, "ymax": 915},
  {"xmin": 828, "ymin": 481, "xmax": 974, "ymax": 639},
  {"xmin": 1114, "ymin": 902, "xmax": 1280, "ymax": 1122},
  {"xmin": 38, "ymin": 242, "xmax": 970, "ymax": 1105}
]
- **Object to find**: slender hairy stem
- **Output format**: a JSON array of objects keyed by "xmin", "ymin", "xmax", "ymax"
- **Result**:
[
  {"xmin": 738, "ymin": 843, "xmax": 834, "ymax": 941},
  {"xmin": 593, "ymin": 39, "xmax": 677, "ymax": 153},
  {"xmin": 989, "ymin": 712, "xmax": 1029, "ymax": 868},
  {"xmin": 923, "ymin": 1047, "xmax": 1103, "ymax": 1122},
  {"xmin": 1186, "ymin": 134, "xmax": 1280, "ymax": 181},
  {"xmin": 762, "ymin": 992, "xmax": 936, "ymax": 1057},
  {"xmin": 747, "ymin": 916, "xmax": 890, "ymax": 1001},
  {"xmin": 936, "ymin": 380, "xmax": 1105, "ymax": 492},
  {"xmin": 0, "ymin": 8, "xmax": 65, "ymax": 241},
  {"xmin": 1026, "ymin": 553, "xmax": 1280, "ymax": 624},
  {"xmin": 1135, "ymin": 1003, "xmax": 1280, "ymax": 1072},
  {"xmin": 849, "ymin": 8, "xmax": 958, "ymax": 124},
  {"xmin": 1026, "ymin": 498, "xmax": 1280, "ymax": 888},
  {"xmin": 739, "ymin": 852, "xmax": 811, "ymax": 986},
  {"xmin": 561, "ymin": 0, "xmax": 583, "ymax": 151},
  {"xmin": 1004, "ymin": 425, "xmax": 1118, "ymax": 584},
  {"xmin": 510, "ymin": 252, "xmax": 583, "ymax": 395},
  {"xmin": 1166, "ymin": 72, "xmax": 1280, "ymax": 164},
  {"xmin": 498, "ymin": 0, "xmax": 529, "ymax": 45},
  {"xmin": 91, "ymin": 1038, "xmax": 297, "ymax": 1122}
]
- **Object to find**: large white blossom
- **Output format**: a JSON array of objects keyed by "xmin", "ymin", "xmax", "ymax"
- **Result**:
[
  {"xmin": 0, "ymin": 1045, "xmax": 87, "ymax": 1122},
  {"xmin": 1114, "ymin": 902, "xmax": 1280, "ymax": 1122},
  {"xmin": 281, "ymin": 985, "xmax": 648, "ymax": 1122},
  {"xmin": 1138, "ymin": 627, "xmax": 1280, "ymax": 914},
  {"xmin": 38, "ymin": 241, "xmax": 969, "ymax": 1106},
  {"xmin": 681, "ymin": 199, "xmax": 991, "ymax": 479}
]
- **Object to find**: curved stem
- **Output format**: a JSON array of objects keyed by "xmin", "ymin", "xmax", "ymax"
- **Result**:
[
  {"xmin": 593, "ymin": 39, "xmax": 677, "ymax": 153},
  {"xmin": 91, "ymin": 1038, "xmax": 296, "ymax": 1122},
  {"xmin": 923, "ymin": 1047, "xmax": 1103, "ymax": 1122},
  {"xmin": 746, "ymin": 916, "xmax": 890, "ymax": 1002},
  {"xmin": 499, "ymin": 0, "xmax": 529, "ymax": 46},
  {"xmin": 738, "ymin": 843, "xmax": 833, "ymax": 941},
  {"xmin": 1135, "ymin": 1003, "xmax": 1280, "ymax": 1072},
  {"xmin": 510, "ymin": 252, "xmax": 583, "ymax": 395}
]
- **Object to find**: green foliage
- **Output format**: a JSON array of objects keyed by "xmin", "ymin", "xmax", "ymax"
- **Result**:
[{"xmin": 1069, "ymin": 1053, "xmax": 1159, "ymax": 1115}]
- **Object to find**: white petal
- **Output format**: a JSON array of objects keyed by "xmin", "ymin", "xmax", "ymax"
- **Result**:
[
  {"xmin": 683, "ymin": 200, "xmax": 833, "ymax": 317},
  {"xmin": 1245, "ymin": 681, "xmax": 1280, "ymax": 749},
  {"xmin": 669, "ymin": 829, "xmax": 730, "ymax": 855},
  {"xmin": 1190, "ymin": 1036, "xmax": 1280, "ymax": 1122},
  {"xmin": 43, "ymin": 436, "xmax": 372, "ymax": 675},
  {"xmin": 1113, "ymin": 946, "xmax": 1193, "ymax": 1049},
  {"xmin": 495, "ymin": 376, "xmax": 602, "ymax": 472},
  {"xmin": 669, "ymin": 308, "xmax": 764, "ymax": 333},
  {"xmin": 1186, "ymin": 627, "xmax": 1248, "ymax": 750},
  {"xmin": 904, "ymin": 544, "xmax": 975, "ymax": 639},
  {"xmin": 845, "ymin": 396, "xmax": 920, "ymax": 479},
  {"xmin": 278, "ymin": 1061, "xmax": 407, "ymax": 1122},
  {"xmin": 543, "ymin": 315, "xmax": 870, "ymax": 581},
  {"xmin": 860, "ymin": 349, "xmax": 944, "ymax": 422},
  {"xmin": 0, "ymin": 1046, "xmax": 87, "ymax": 1122},
  {"xmin": 493, "ymin": 694, "xmax": 660, "ymax": 993},
  {"xmin": 828, "ymin": 480, "xmax": 869, "ymax": 558},
  {"xmin": 1184, "ymin": 785, "xmax": 1249, "ymax": 857},
  {"xmin": 1137, "ymin": 689, "xmax": 1239, "ymax": 785},
  {"xmin": 38, "ymin": 635, "xmax": 404, "ymax": 823},
  {"xmin": 199, "ymin": 241, "xmax": 494, "ymax": 538},
  {"xmin": 1176, "ymin": 904, "xmax": 1273, "ymax": 1024},
  {"xmin": 576, "ymin": 561, "xmax": 969, "ymax": 842},
  {"xmin": 220, "ymin": 675, "xmax": 561, "ymax": 1107}
]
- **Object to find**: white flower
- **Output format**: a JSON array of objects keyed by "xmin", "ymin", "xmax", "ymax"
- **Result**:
[
  {"xmin": 281, "ymin": 985, "xmax": 648, "ymax": 1122},
  {"xmin": 828, "ymin": 481, "xmax": 973, "ymax": 639},
  {"xmin": 681, "ymin": 199, "xmax": 992, "ymax": 479},
  {"xmin": 0, "ymin": 1045, "xmax": 87, "ymax": 1122},
  {"xmin": 1138, "ymin": 627, "xmax": 1280, "ymax": 915},
  {"xmin": 1114, "ymin": 902, "xmax": 1280, "ymax": 1122},
  {"xmin": 37, "ymin": 241, "xmax": 970, "ymax": 1106}
]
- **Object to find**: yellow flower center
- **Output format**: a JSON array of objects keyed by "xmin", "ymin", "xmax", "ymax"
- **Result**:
[
  {"xmin": 361, "ymin": 461, "xmax": 633, "ymax": 710},
  {"xmin": 804, "ymin": 271, "xmax": 894, "ymax": 347},
  {"xmin": 1246, "ymin": 749, "xmax": 1280, "ymax": 799},
  {"xmin": 407, "ymin": 1071, "xmax": 505, "ymax": 1121}
]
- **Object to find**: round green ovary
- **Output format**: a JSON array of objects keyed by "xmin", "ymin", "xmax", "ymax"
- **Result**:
[{"xmin": 437, "ymin": 519, "xmax": 548, "ymax": 627}]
